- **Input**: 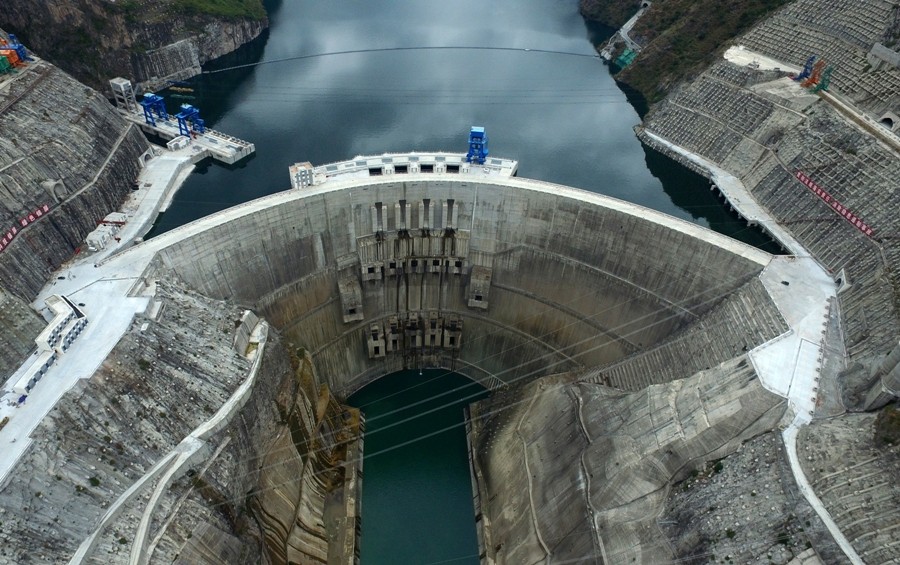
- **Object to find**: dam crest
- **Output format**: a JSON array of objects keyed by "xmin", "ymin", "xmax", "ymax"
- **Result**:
[
  {"xmin": 130, "ymin": 152, "xmax": 799, "ymax": 398},
  {"xmin": 0, "ymin": 150, "xmax": 841, "ymax": 564}
]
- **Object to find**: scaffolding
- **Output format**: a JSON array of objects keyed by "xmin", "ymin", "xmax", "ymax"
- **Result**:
[{"xmin": 109, "ymin": 77, "xmax": 138, "ymax": 112}]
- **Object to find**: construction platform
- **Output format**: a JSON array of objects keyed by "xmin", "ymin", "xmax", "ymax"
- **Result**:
[
  {"xmin": 109, "ymin": 77, "xmax": 254, "ymax": 165},
  {"xmin": 121, "ymin": 111, "xmax": 254, "ymax": 165}
]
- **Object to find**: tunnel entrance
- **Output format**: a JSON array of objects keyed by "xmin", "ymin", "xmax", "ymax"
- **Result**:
[{"xmin": 347, "ymin": 369, "xmax": 487, "ymax": 565}]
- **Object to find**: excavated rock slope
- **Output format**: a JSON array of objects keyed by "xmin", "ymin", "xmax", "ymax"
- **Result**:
[
  {"xmin": 470, "ymin": 357, "xmax": 787, "ymax": 564},
  {"xmin": 796, "ymin": 411, "xmax": 900, "ymax": 564},
  {"xmin": 0, "ymin": 280, "xmax": 359, "ymax": 565},
  {"xmin": 0, "ymin": 60, "xmax": 149, "ymax": 301}
]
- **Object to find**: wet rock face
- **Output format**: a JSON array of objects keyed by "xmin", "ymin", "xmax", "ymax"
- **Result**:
[
  {"xmin": 248, "ymin": 351, "xmax": 361, "ymax": 565},
  {"xmin": 0, "ymin": 1, "xmax": 267, "ymax": 90}
]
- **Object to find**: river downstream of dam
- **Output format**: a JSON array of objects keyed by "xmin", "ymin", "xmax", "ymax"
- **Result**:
[
  {"xmin": 348, "ymin": 372, "xmax": 487, "ymax": 564},
  {"xmin": 146, "ymin": 0, "xmax": 779, "ymax": 562}
]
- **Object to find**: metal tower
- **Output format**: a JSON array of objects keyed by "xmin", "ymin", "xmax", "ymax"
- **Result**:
[
  {"xmin": 176, "ymin": 104, "xmax": 205, "ymax": 137},
  {"xmin": 109, "ymin": 78, "xmax": 138, "ymax": 113},
  {"xmin": 794, "ymin": 55, "xmax": 816, "ymax": 82},
  {"xmin": 139, "ymin": 93, "xmax": 168, "ymax": 126},
  {"xmin": 466, "ymin": 126, "xmax": 488, "ymax": 165},
  {"xmin": 812, "ymin": 67, "xmax": 833, "ymax": 92}
]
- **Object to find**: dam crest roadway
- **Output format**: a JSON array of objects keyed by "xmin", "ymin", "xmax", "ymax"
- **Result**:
[{"xmin": 0, "ymin": 150, "xmax": 847, "ymax": 563}]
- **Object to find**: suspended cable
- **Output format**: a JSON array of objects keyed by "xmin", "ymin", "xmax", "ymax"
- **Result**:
[{"xmin": 203, "ymin": 45, "xmax": 601, "ymax": 75}]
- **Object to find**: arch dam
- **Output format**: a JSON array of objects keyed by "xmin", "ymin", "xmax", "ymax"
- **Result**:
[
  {"xmin": 2, "ymin": 153, "xmax": 841, "ymax": 564},
  {"xmin": 149, "ymin": 153, "xmax": 784, "ymax": 396},
  {"xmin": 131, "ymin": 152, "xmax": 831, "ymax": 562}
]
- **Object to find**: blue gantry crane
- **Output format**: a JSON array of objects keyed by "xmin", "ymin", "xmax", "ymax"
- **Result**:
[
  {"xmin": 139, "ymin": 93, "xmax": 168, "ymax": 126},
  {"xmin": 466, "ymin": 126, "xmax": 488, "ymax": 165},
  {"xmin": 176, "ymin": 104, "xmax": 205, "ymax": 137}
]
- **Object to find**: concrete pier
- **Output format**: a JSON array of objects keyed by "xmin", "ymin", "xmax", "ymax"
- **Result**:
[{"xmin": 121, "ymin": 111, "xmax": 255, "ymax": 165}]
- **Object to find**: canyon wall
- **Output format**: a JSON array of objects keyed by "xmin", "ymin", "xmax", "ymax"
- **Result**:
[
  {"xmin": 470, "ymin": 358, "xmax": 788, "ymax": 563},
  {"xmin": 0, "ymin": 280, "xmax": 360, "ymax": 564},
  {"xmin": 0, "ymin": 55, "xmax": 150, "ymax": 377},
  {"xmin": 0, "ymin": 1, "xmax": 267, "ymax": 91}
]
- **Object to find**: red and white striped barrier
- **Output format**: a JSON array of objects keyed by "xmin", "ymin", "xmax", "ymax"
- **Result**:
[{"xmin": 794, "ymin": 171, "xmax": 874, "ymax": 237}]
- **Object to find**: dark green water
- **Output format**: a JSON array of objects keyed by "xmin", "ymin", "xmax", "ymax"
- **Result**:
[{"xmin": 348, "ymin": 371, "xmax": 487, "ymax": 565}]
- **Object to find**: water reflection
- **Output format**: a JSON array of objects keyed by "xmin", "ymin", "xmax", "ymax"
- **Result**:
[
  {"xmin": 150, "ymin": 0, "xmax": 773, "ymax": 254},
  {"xmin": 641, "ymin": 145, "xmax": 783, "ymax": 253}
]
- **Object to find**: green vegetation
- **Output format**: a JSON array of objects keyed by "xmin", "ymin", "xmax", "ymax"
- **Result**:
[
  {"xmin": 579, "ymin": 0, "xmax": 640, "ymax": 30},
  {"xmin": 586, "ymin": 0, "xmax": 790, "ymax": 105},
  {"xmin": 88, "ymin": 476, "xmax": 101, "ymax": 487},
  {"xmin": 116, "ymin": 0, "xmax": 142, "ymax": 23},
  {"xmin": 173, "ymin": 0, "xmax": 266, "ymax": 20},
  {"xmin": 874, "ymin": 403, "xmax": 900, "ymax": 446}
]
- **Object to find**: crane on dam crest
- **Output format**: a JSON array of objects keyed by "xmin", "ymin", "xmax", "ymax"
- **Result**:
[
  {"xmin": 175, "ymin": 104, "xmax": 205, "ymax": 137},
  {"xmin": 139, "ymin": 93, "xmax": 168, "ymax": 127},
  {"xmin": 466, "ymin": 126, "xmax": 489, "ymax": 165},
  {"xmin": 111, "ymin": 77, "xmax": 252, "ymax": 164}
]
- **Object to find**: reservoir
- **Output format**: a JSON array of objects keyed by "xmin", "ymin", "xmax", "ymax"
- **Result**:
[
  {"xmin": 148, "ymin": 0, "xmax": 777, "ymax": 252},
  {"xmin": 148, "ymin": 0, "xmax": 781, "ymax": 561}
]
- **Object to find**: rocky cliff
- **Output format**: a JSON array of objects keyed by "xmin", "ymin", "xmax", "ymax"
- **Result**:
[
  {"xmin": 0, "ymin": 59, "xmax": 150, "ymax": 302},
  {"xmin": 0, "ymin": 280, "xmax": 360, "ymax": 564},
  {"xmin": 470, "ymin": 357, "xmax": 789, "ymax": 563},
  {"xmin": 580, "ymin": 0, "xmax": 790, "ymax": 105},
  {"xmin": 0, "ymin": 0, "xmax": 267, "ymax": 91},
  {"xmin": 248, "ymin": 350, "xmax": 362, "ymax": 565},
  {"xmin": 791, "ymin": 410, "xmax": 900, "ymax": 565}
]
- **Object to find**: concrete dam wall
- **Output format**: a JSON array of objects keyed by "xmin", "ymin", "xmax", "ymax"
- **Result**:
[
  {"xmin": 119, "ymin": 163, "xmax": 805, "ymax": 563},
  {"xmin": 153, "ymin": 171, "xmax": 773, "ymax": 398}
]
